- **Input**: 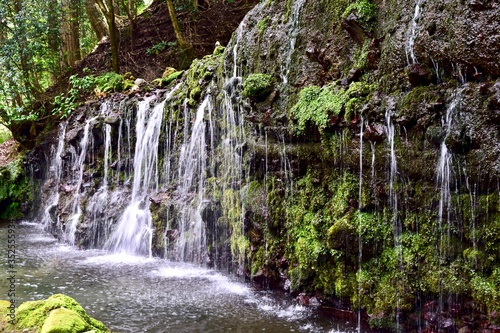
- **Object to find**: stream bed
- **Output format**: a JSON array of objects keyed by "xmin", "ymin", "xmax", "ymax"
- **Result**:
[{"xmin": 0, "ymin": 221, "xmax": 359, "ymax": 332}]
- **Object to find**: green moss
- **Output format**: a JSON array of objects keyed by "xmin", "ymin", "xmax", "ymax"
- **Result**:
[
  {"xmin": 40, "ymin": 308, "xmax": 88, "ymax": 333},
  {"xmin": 242, "ymin": 73, "xmax": 273, "ymax": 100},
  {"xmin": 15, "ymin": 294, "xmax": 109, "ymax": 333},
  {"xmin": 257, "ymin": 18, "xmax": 269, "ymax": 37},
  {"xmin": 342, "ymin": 0, "xmax": 378, "ymax": 24},
  {"xmin": 401, "ymin": 85, "xmax": 439, "ymax": 111},
  {"xmin": 291, "ymin": 80, "xmax": 374, "ymax": 133},
  {"xmin": 290, "ymin": 85, "xmax": 345, "ymax": 133},
  {"xmin": 154, "ymin": 70, "xmax": 184, "ymax": 87}
]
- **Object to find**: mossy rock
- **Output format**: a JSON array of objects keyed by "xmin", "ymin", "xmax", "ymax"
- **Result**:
[
  {"xmin": 15, "ymin": 294, "xmax": 109, "ymax": 333},
  {"xmin": 40, "ymin": 308, "xmax": 89, "ymax": 333},
  {"xmin": 242, "ymin": 73, "xmax": 273, "ymax": 101}
]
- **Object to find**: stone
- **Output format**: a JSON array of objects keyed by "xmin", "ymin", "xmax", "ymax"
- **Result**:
[
  {"xmin": 363, "ymin": 123, "xmax": 386, "ymax": 142},
  {"xmin": 296, "ymin": 293, "xmax": 309, "ymax": 306},
  {"xmin": 407, "ymin": 63, "xmax": 432, "ymax": 86},
  {"xmin": 162, "ymin": 67, "xmax": 177, "ymax": 78},
  {"xmin": 103, "ymin": 113, "xmax": 120, "ymax": 125},
  {"xmin": 341, "ymin": 13, "xmax": 370, "ymax": 45}
]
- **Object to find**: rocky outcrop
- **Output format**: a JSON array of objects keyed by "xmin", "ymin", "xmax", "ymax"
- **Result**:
[{"xmin": 24, "ymin": 0, "xmax": 500, "ymax": 331}]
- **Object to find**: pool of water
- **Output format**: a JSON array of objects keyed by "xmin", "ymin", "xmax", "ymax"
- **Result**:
[{"xmin": 0, "ymin": 221, "xmax": 360, "ymax": 332}]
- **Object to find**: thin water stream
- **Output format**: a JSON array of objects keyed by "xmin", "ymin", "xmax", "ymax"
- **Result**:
[{"xmin": 0, "ymin": 222, "xmax": 359, "ymax": 333}]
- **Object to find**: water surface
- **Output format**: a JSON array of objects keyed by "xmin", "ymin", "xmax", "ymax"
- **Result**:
[{"xmin": 0, "ymin": 221, "xmax": 359, "ymax": 332}]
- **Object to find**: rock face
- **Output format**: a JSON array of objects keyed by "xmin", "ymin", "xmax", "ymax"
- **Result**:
[{"xmin": 24, "ymin": 0, "xmax": 500, "ymax": 331}]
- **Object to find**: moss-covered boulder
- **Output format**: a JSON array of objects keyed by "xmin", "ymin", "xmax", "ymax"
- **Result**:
[
  {"xmin": 40, "ymin": 308, "xmax": 89, "ymax": 333},
  {"xmin": 0, "ymin": 294, "xmax": 110, "ymax": 333}
]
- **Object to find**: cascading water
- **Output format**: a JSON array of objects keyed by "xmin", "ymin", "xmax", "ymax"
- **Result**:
[
  {"xmin": 385, "ymin": 103, "xmax": 403, "ymax": 332},
  {"xmin": 357, "ymin": 117, "xmax": 364, "ymax": 333},
  {"xmin": 385, "ymin": 105, "xmax": 399, "ymax": 240},
  {"xmin": 171, "ymin": 95, "xmax": 211, "ymax": 263},
  {"xmin": 405, "ymin": 0, "xmax": 425, "ymax": 64},
  {"xmin": 67, "ymin": 115, "xmax": 99, "ymax": 245},
  {"xmin": 41, "ymin": 122, "xmax": 67, "ymax": 231},
  {"xmin": 281, "ymin": 0, "xmax": 306, "ymax": 86},
  {"xmin": 437, "ymin": 89, "xmax": 463, "ymax": 232},
  {"xmin": 106, "ymin": 86, "xmax": 180, "ymax": 256}
]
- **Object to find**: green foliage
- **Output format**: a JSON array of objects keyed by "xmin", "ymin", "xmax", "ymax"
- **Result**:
[
  {"xmin": 0, "ymin": 124, "xmax": 12, "ymax": 144},
  {"xmin": 52, "ymin": 74, "xmax": 95, "ymax": 119},
  {"xmin": 242, "ymin": 73, "xmax": 273, "ymax": 100},
  {"xmin": 342, "ymin": 0, "xmax": 378, "ymax": 24},
  {"xmin": 146, "ymin": 41, "xmax": 177, "ymax": 56},
  {"xmin": 94, "ymin": 72, "xmax": 134, "ymax": 94},
  {"xmin": 0, "ymin": 157, "xmax": 33, "ymax": 219}
]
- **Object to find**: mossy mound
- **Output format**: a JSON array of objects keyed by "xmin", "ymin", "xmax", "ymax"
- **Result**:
[{"xmin": 0, "ymin": 294, "xmax": 110, "ymax": 333}]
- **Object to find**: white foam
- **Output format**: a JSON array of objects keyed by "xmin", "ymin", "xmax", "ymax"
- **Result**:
[{"xmin": 81, "ymin": 253, "xmax": 156, "ymax": 265}]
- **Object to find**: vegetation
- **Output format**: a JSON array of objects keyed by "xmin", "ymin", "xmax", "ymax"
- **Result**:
[
  {"xmin": 290, "ymin": 80, "xmax": 374, "ymax": 133},
  {"xmin": 342, "ymin": 0, "xmax": 378, "ymax": 24},
  {"xmin": 0, "ymin": 125, "xmax": 12, "ymax": 144},
  {"xmin": 0, "ymin": 157, "xmax": 33, "ymax": 219},
  {"xmin": 242, "ymin": 73, "xmax": 273, "ymax": 100}
]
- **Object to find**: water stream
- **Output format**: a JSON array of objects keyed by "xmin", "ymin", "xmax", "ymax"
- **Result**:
[
  {"xmin": 405, "ymin": 0, "xmax": 425, "ymax": 64},
  {"xmin": 0, "ymin": 222, "xmax": 359, "ymax": 333}
]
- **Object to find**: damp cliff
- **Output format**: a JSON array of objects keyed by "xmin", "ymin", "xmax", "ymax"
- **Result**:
[{"xmin": 10, "ymin": 0, "xmax": 500, "ymax": 331}]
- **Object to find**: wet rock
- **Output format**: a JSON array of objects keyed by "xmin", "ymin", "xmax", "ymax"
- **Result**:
[
  {"xmin": 341, "ymin": 13, "xmax": 370, "ymax": 45},
  {"xmin": 61, "ymin": 184, "xmax": 76, "ymax": 193},
  {"xmin": 308, "ymin": 297, "xmax": 320, "ymax": 307},
  {"xmin": 296, "ymin": 293, "xmax": 309, "ymax": 306},
  {"xmin": 344, "ymin": 68, "xmax": 362, "ymax": 86},
  {"xmin": 467, "ymin": 0, "xmax": 493, "ymax": 11},
  {"xmin": 363, "ymin": 123, "xmax": 386, "ymax": 142},
  {"xmin": 459, "ymin": 326, "xmax": 472, "ymax": 333},
  {"xmin": 165, "ymin": 229, "xmax": 179, "ymax": 242},
  {"xmin": 65, "ymin": 127, "xmax": 81, "ymax": 144},
  {"xmin": 150, "ymin": 192, "xmax": 170, "ymax": 205},
  {"xmin": 426, "ymin": 125, "xmax": 444, "ymax": 146},
  {"xmin": 407, "ymin": 63, "xmax": 432, "ymax": 86},
  {"xmin": 104, "ymin": 113, "xmax": 120, "ymax": 125}
]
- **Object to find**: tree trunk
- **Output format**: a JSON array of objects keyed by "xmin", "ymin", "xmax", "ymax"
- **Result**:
[
  {"xmin": 85, "ymin": 0, "xmax": 108, "ymax": 41},
  {"xmin": 61, "ymin": 0, "xmax": 81, "ymax": 67},
  {"xmin": 165, "ymin": 0, "xmax": 190, "ymax": 50},
  {"xmin": 105, "ymin": 0, "xmax": 120, "ymax": 72}
]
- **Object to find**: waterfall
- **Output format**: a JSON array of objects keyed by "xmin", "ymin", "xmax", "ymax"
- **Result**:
[
  {"xmin": 171, "ymin": 95, "xmax": 211, "ymax": 263},
  {"xmin": 357, "ymin": 117, "xmax": 364, "ymax": 333},
  {"xmin": 385, "ymin": 105, "xmax": 400, "ymax": 241},
  {"xmin": 437, "ymin": 89, "xmax": 462, "ymax": 231},
  {"xmin": 106, "ymin": 85, "xmax": 180, "ymax": 256},
  {"xmin": 385, "ymin": 103, "xmax": 403, "ymax": 332},
  {"xmin": 405, "ymin": 0, "xmax": 425, "ymax": 64},
  {"xmin": 41, "ymin": 122, "xmax": 67, "ymax": 231},
  {"xmin": 67, "ymin": 115, "xmax": 99, "ymax": 245},
  {"xmin": 281, "ymin": 0, "xmax": 306, "ymax": 86}
]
